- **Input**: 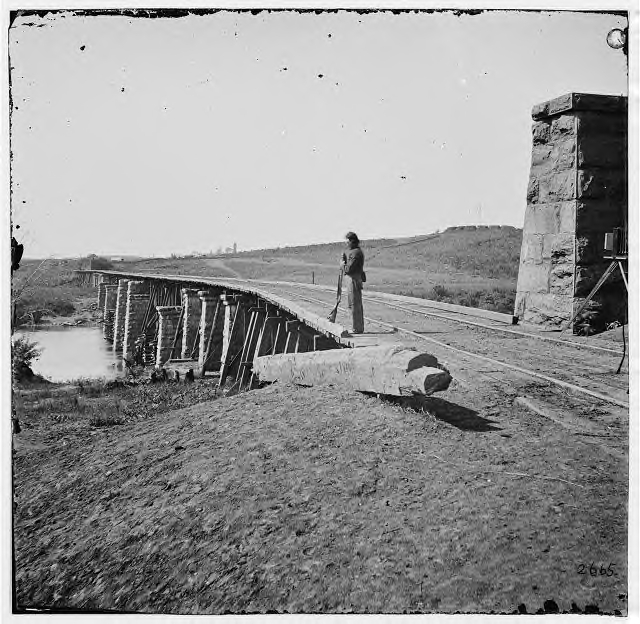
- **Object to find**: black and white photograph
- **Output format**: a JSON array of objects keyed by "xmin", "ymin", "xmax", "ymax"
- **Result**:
[{"xmin": 3, "ymin": 2, "xmax": 637, "ymax": 618}]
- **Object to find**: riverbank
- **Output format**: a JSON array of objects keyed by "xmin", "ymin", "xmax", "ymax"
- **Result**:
[
  {"xmin": 12, "ymin": 378, "xmax": 627, "ymax": 615},
  {"xmin": 12, "ymin": 374, "xmax": 224, "ymax": 429},
  {"xmin": 12, "ymin": 258, "xmax": 101, "ymax": 328},
  {"xmin": 40, "ymin": 294, "xmax": 102, "ymax": 327},
  {"xmin": 16, "ymin": 294, "xmax": 101, "ymax": 329}
]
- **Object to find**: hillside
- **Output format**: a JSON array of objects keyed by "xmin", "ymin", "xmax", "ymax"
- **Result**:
[
  {"xmin": 120, "ymin": 226, "xmax": 523, "ymax": 314},
  {"xmin": 11, "ymin": 226, "xmax": 523, "ymax": 322},
  {"xmin": 245, "ymin": 225, "xmax": 521, "ymax": 279}
]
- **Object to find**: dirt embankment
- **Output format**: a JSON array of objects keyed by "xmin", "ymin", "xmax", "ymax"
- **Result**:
[
  {"xmin": 12, "ymin": 380, "xmax": 627, "ymax": 615},
  {"xmin": 37, "ymin": 294, "xmax": 102, "ymax": 327}
]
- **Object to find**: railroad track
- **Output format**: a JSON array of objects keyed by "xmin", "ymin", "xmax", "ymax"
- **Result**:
[
  {"xmin": 92, "ymin": 271, "xmax": 628, "ymax": 409},
  {"xmin": 269, "ymin": 284, "xmax": 629, "ymax": 410},
  {"xmin": 224, "ymin": 277, "xmax": 623, "ymax": 357}
]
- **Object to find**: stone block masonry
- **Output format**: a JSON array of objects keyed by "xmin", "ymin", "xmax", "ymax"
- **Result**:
[
  {"xmin": 156, "ymin": 306, "xmax": 183, "ymax": 366},
  {"xmin": 97, "ymin": 282, "xmax": 107, "ymax": 318},
  {"xmin": 123, "ymin": 281, "xmax": 150, "ymax": 364},
  {"xmin": 102, "ymin": 284, "xmax": 119, "ymax": 342},
  {"xmin": 112, "ymin": 279, "xmax": 130, "ymax": 352},
  {"xmin": 515, "ymin": 93, "xmax": 627, "ymax": 329}
]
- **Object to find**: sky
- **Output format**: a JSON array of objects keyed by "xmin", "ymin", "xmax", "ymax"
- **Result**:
[{"xmin": 9, "ymin": 9, "xmax": 628, "ymax": 258}]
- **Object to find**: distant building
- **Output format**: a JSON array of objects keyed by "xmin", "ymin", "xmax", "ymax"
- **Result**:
[{"xmin": 233, "ymin": 242, "xmax": 237, "ymax": 254}]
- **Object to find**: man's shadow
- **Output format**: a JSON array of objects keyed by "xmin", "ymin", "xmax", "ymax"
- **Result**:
[{"xmin": 382, "ymin": 395, "xmax": 501, "ymax": 432}]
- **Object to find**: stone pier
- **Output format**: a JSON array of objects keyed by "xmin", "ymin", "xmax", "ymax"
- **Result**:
[
  {"xmin": 515, "ymin": 92, "xmax": 627, "ymax": 329},
  {"xmin": 181, "ymin": 289, "xmax": 202, "ymax": 360},
  {"xmin": 103, "ymin": 284, "xmax": 119, "ymax": 342},
  {"xmin": 112, "ymin": 279, "xmax": 130, "ymax": 351},
  {"xmin": 97, "ymin": 281, "xmax": 107, "ymax": 318},
  {"xmin": 156, "ymin": 306, "xmax": 183, "ymax": 366},
  {"xmin": 123, "ymin": 281, "xmax": 150, "ymax": 364}
]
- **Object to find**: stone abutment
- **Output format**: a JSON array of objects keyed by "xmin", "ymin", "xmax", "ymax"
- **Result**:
[{"xmin": 515, "ymin": 92, "xmax": 627, "ymax": 330}]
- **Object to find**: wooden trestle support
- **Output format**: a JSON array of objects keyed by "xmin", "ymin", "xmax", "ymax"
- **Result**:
[
  {"xmin": 90, "ymin": 273, "xmax": 346, "ymax": 392},
  {"xmin": 86, "ymin": 270, "xmax": 452, "ymax": 396}
]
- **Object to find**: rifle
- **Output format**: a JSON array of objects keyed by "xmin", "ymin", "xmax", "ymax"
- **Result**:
[{"xmin": 327, "ymin": 266, "xmax": 344, "ymax": 324}]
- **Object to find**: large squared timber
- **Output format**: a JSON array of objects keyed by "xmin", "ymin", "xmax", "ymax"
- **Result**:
[{"xmin": 253, "ymin": 344, "xmax": 452, "ymax": 397}]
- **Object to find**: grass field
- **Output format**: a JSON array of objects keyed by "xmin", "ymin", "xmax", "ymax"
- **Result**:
[{"xmin": 118, "ymin": 225, "xmax": 523, "ymax": 315}]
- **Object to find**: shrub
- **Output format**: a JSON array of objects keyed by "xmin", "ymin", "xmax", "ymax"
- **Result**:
[
  {"xmin": 457, "ymin": 290, "xmax": 481, "ymax": 308},
  {"xmin": 12, "ymin": 336, "xmax": 42, "ymax": 381},
  {"xmin": 431, "ymin": 284, "xmax": 451, "ymax": 301}
]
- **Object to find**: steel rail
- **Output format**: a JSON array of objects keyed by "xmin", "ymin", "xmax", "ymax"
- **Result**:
[
  {"xmin": 192, "ymin": 275, "xmax": 622, "ymax": 357},
  {"xmin": 362, "ymin": 295, "xmax": 624, "ymax": 357},
  {"xmin": 278, "ymin": 289, "xmax": 629, "ymax": 409},
  {"xmin": 247, "ymin": 279, "xmax": 623, "ymax": 357}
]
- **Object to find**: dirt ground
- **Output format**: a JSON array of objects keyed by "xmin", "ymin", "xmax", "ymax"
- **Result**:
[{"xmin": 12, "ymin": 379, "xmax": 628, "ymax": 615}]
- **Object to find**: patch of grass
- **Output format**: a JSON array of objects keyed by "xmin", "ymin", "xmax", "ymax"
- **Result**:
[
  {"xmin": 30, "ymin": 394, "xmax": 90, "ymax": 416},
  {"xmin": 30, "ymin": 398, "xmax": 60, "ymax": 415},
  {"xmin": 89, "ymin": 411, "xmax": 124, "ymax": 427},
  {"xmin": 396, "ymin": 284, "xmax": 516, "ymax": 315},
  {"xmin": 74, "ymin": 378, "xmax": 110, "ymax": 397},
  {"xmin": 13, "ymin": 376, "xmax": 223, "ymax": 433}
]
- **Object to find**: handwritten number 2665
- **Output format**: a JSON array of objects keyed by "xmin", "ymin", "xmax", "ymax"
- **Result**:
[{"xmin": 577, "ymin": 563, "xmax": 616, "ymax": 577}]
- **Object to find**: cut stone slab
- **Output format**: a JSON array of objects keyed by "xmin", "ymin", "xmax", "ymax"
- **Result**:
[
  {"xmin": 162, "ymin": 359, "xmax": 202, "ymax": 378},
  {"xmin": 253, "ymin": 344, "xmax": 452, "ymax": 396}
]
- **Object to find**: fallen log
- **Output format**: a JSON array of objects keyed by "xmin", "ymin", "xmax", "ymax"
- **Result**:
[{"xmin": 253, "ymin": 344, "xmax": 452, "ymax": 396}]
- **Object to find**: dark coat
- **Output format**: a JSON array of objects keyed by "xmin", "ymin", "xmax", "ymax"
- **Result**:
[{"xmin": 343, "ymin": 247, "xmax": 364, "ymax": 278}]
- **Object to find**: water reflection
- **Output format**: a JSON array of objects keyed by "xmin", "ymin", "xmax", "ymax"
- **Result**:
[{"xmin": 15, "ymin": 326, "xmax": 124, "ymax": 382}]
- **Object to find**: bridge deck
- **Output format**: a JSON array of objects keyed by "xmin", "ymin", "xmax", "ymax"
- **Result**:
[
  {"xmin": 88, "ymin": 270, "xmax": 408, "ymax": 348},
  {"xmin": 81, "ymin": 270, "xmax": 628, "ymax": 410}
]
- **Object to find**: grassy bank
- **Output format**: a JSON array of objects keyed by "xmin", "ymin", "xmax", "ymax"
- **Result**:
[
  {"xmin": 13, "ymin": 375, "xmax": 224, "ymax": 429},
  {"xmin": 13, "ymin": 381, "xmax": 627, "ymax": 614}
]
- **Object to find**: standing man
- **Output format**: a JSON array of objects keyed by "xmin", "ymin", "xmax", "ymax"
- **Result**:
[{"xmin": 341, "ymin": 231, "xmax": 365, "ymax": 334}]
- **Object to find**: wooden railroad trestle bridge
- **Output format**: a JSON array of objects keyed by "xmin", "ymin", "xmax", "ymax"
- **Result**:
[{"xmin": 76, "ymin": 270, "xmax": 452, "ymax": 396}]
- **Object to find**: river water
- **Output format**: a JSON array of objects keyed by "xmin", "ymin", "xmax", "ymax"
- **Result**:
[{"xmin": 16, "ymin": 326, "xmax": 125, "ymax": 383}]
